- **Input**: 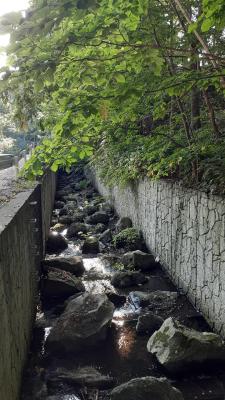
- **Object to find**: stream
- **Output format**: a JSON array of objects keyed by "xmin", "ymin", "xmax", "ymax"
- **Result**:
[{"xmin": 21, "ymin": 167, "xmax": 225, "ymax": 400}]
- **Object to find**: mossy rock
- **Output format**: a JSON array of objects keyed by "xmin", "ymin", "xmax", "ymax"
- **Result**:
[{"xmin": 112, "ymin": 228, "xmax": 143, "ymax": 250}]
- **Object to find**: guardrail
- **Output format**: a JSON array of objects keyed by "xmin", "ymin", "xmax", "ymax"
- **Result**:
[{"xmin": 0, "ymin": 145, "xmax": 34, "ymax": 172}]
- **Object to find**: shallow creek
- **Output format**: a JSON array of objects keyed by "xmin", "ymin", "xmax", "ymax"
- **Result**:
[{"xmin": 21, "ymin": 170, "xmax": 225, "ymax": 400}]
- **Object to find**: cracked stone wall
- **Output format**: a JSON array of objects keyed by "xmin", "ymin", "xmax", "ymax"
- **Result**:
[
  {"xmin": 89, "ymin": 170, "xmax": 225, "ymax": 337},
  {"xmin": 0, "ymin": 171, "xmax": 56, "ymax": 400}
]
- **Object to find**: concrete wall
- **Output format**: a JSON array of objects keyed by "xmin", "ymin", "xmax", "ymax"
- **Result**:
[
  {"xmin": 88, "ymin": 170, "xmax": 225, "ymax": 337},
  {"xmin": 0, "ymin": 171, "xmax": 56, "ymax": 400}
]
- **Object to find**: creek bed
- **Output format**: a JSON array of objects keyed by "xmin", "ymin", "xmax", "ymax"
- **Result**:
[{"xmin": 21, "ymin": 169, "xmax": 225, "ymax": 400}]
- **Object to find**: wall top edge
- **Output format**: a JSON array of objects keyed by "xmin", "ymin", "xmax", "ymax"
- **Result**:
[{"xmin": 0, "ymin": 185, "xmax": 39, "ymax": 235}]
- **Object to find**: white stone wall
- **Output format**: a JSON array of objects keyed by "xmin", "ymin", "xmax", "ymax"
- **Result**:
[{"xmin": 89, "ymin": 171, "xmax": 225, "ymax": 337}]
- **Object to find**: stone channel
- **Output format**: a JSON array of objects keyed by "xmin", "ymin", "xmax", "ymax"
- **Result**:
[{"xmin": 21, "ymin": 166, "xmax": 225, "ymax": 400}]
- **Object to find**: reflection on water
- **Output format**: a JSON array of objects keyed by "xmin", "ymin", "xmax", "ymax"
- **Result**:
[{"xmin": 117, "ymin": 326, "xmax": 136, "ymax": 358}]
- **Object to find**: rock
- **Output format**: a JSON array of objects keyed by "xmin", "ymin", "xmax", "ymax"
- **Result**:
[
  {"xmin": 136, "ymin": 312, "xmax": 164, "ymax": 335},
  {"xmin": 91, "ymin": 223, "xmax": 106, "ymax": 234},
  {"xmin": 110, "ymin": 377, "xmax": 183, "ymax": 400},
  {"xmin": 82, "ymin": 236, "xmax": 100, "ymax": 254},
  {"xmin": 86, "ymin": 211, "xmax": 109, "ymax": 225},
  {"xmin": 130, "ymin": 290, "xmax": 178, "ymax": 307},
  {"xmin": 84, "ymin": 204, "xmax": 99, "ymax": 216},
  {"xmin": 43, "ymin": 256, "xmax": 85, "ymax": 276},
  {"xmin": 47, "ymin": 293, "xmax": 115, "ymax": 352},
  {"xmin": 54, "ymin": 201, "xmax": 65, "ymax": 209},
  {"xmin": 48, "ymin": 366, "xmax": 115, "ymax": 389},
  {"xmin": 58, "ymin": 215, "xmax": 74, "ymax": 225},
  {"xmin": 106, "ymin": 291, "xmax": 126, "ymax": 307},
  {"xmin": 122, "ymin": 250, "xmax": 158, "ymax": 271},
  {"xmin": 67, "ymin": 222, "xmax": 87, "ymax": 238},
  {"xmin": 99, "ymin": 229, "xmax": 112, "ymax": 244},
  {"xmin": 147, "ymin": 317, "xmax": 225, "ymax": 373},
  {"xmin": 42, "ymin": 268, "xmax": 85, "ymax": 299},
  {"xmin": 46, "ymin": 232, "xmax": 68, "ymax": 254},
  {"xmin": 51, "ymin": 223, "xmax": 66, "ymax": 233},
  {"xmin": 46, "ymin": 396, "xmax": 80, "ymax": 400},
  {"xmin": 111, "ymin": 271, "xmax": 148, "ymax": 288},
  {"xmin": 113, "ymin": 228, "xmax": 143, "ymax": 250},
  {"xmin": 72, "ymin": 212, "xmax": 85, "ymax": 223},
  {"xmin": 116, "ymin": 217, "xmax": 132, "ymax": 231}
]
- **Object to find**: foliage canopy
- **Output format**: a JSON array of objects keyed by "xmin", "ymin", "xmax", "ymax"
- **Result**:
[{"xmin": 0, "ymin": 0, "xmax": 225, "ymax": 191}]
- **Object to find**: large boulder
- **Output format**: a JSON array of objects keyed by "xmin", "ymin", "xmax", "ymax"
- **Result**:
[
  {"xmin": 42, "ymin": 268, "xmax": 85, "ymax": 299},
  {"xmin": 147, "ymin": 317, "xmax": 225, "ymax": 373},
  {"xmin": 82, "ymin": 236, "xmax": 100, "ymax": 254},
  {"xmin": 113, "ymin": 228, "xmax": 143, "ymax": 251},
  {"xmin": 46, "ymin": 232, "xmax": 68, "ymax": 254},
  {"xmin": 42, "ymin": 256, "xmax": 85, "ymax": 276},
  {"xmin": 54, "ymin": 200, "xmax": 65, "ymax": 209},
  {"xmin": 136, "ymin": 312, "xmax": 164, "ymax": 335},
  {"xmin": 47, "ymin": 293, "xmax": 114, "ymax": 352},
  {"xmin": 67, "ymin": 222, "xmax": 87, "ymax": 238},
  {"xmin": 86, "ymin": 211, "xmax": 109, "ymax": 225},
  {"xmin": 83, "ymin": 204, "xmax": 99, "ymax": 216},
  {"xmin": 130, "ymin": 290, "xmax": 178, "ymax": 307},
  {"xmin": 48, "ymin": 366, "xmax": 115, "ymax": 389},
  {"xmin": 110, "ymin": 377, "xmax": 183, "ymax": 400},
  {"xmin": 122, "ymin": 250, "xmax": 158, "ymax": 271},
  {"xmin": 111, "ymin": 271, "xmax": 148, "ymax": 288}
]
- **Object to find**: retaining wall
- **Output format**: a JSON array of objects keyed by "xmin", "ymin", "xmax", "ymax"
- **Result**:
[
  {"xmin": 0, "ymin": 171, "xmax": 56, "ymax": 400},
  {"xmin": 88, "ymin": 169, "xmax": 225, "ymax": 337}
]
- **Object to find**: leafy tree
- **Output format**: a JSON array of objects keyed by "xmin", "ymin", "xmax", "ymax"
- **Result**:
[{"xmin": 0, "ymin": 0, "xmax": 224, "ymax": 191}]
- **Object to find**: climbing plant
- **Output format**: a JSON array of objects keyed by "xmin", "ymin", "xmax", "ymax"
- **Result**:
[{"xmin": 0, "ymin": 0, "xmax": 225, "ymax": 190}]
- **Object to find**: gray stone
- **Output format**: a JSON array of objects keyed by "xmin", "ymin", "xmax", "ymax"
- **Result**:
[
  {"xmin": 58, "ymin": 215, "xmax": 73, "ymax": 225},
  {"xmin": 130, "ymin": 290, "xmax": 178, "ymax": 307},
  {"xmin": 42, "ymin": 268, "xmax": 85, "ymax": 299},
  {"xmin": 91, "ymin": 223, "xmax": 106, "ymax": 233},
  {"xmin": 106, "ymin": 291, "xmax": 126, "ymax": 306},
  {"xmin": 51, "ymin": 223, "xmax": 66, "ymax": 233},
  {"xmin": 111, "ymin": 271, "xmax": 148, "ymax": 288},
  {"xmin": 67, "ymin": 222, "xmax": 87, "ymax": 238},
  {"xmin": 116, "ymin": 217, "xmax": 132, "ymax": 231},
  {"xmin": 147, "ymin": 317, "xmax": 225, "ymax": 373},
  {"xmin": 86, "ymin": 211, "xmax": 109, "ymax": 224},
  {"xmin": 47, "ymin": 293, "xmax": 114, "ymax": 352},
  {"xmin": 46, "ymin": 232, "xmax": 68, "ymax": 254},
  {"xmin": 110, "ymin": 377, "xmax": 183, "ymax": 400},
  {"xmin": 46, "ymin": 396, "xmax": 80, "ymax": 400},
  {"xmin": 48, "ymin": 366, "xmax": 115, "ymax": 389},
  {"xmin": 82, "ymin": 236, "xmax": 100, "ymax": 254},
  {"xmin": 122, "ymin": 250, "xmax": 158, "ymax": 271},
  {"xmin": 43, "ymin": 256, "xmax": 85, "ymax": 276},
  {"xmin": 136, "ymin": 312, "xmax": 164, "ymax": 335},
  {"xmin": 54, "ymin": 201, "xmax": 65, "ymax": 209},
  {"xmin": 99, "ymin": 229, "xmax": 112, "ymax": 244},
  {"xmin": 84, "ymin": 204, "xmax": 99, "ymax": 216}
]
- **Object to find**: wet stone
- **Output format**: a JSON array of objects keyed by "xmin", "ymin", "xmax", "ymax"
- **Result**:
[
  {"xmin": 46, "ymin": 293, "xmax": 114, "ymax": 353},
  {"xmin": 67, "ymin": 222, "xmax": 87, "ymax": 238},
  {"xmin": 46, "ymin": 232, "xmax": 68, "ymax": 254},
  {"xmin": 116, "ymin": 217, "xmax": 133, "ymax": 231},
  {"xmin": 42, "ymin": 256, "xmax": 85, "ymax": 276},
  {"xmin": 136, "ymin": 312, "xmax": 164, "ymax": 335},
  {"xmin": 122, "ymin": 250, "xmax": 159, "ymax": 272},
  {"xmin": 86, "ymin": 211, "xmax": 110, "ymax": 225},
  {"xmin": 106, "ymin": 291, "xmax": 126, "ymax": 307},
  {"xmin": 99, "ymin": 229, "xmax": 112, "ymax": 244},
  {"xmin": 110, "ymin": 377, "xmax": 184, "ymax": 400},
  {"xmin": 147, "ymin": 317, "xmax": 225, "ymax": 373},
  {"xmin": 82, "ymin": 236, "xmax": 100, "ymax": 254},
  {"xmin": 42, "ymin": 267, "xmax": 85, "ymax": 300},
  {"xmin": 111, "ymin": 271, "xmax": 148, "ymax": 288},
  {"xmin": 54, "ymin": 200, "xmax": 65, "ymax": 209}
]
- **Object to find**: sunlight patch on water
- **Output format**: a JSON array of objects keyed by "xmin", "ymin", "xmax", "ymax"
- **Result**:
[
  {"xmin": 83, "ymin": 257, "xmax": 108, "ymax": 274},
  {"xmin": 117, "ymin": 326, "xmax": 136, "ymax": 358}
]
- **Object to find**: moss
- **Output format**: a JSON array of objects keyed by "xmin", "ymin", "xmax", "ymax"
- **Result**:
[{"xmin": 113, "ymin": 227, "xmax": 141, "ymax": 249}]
